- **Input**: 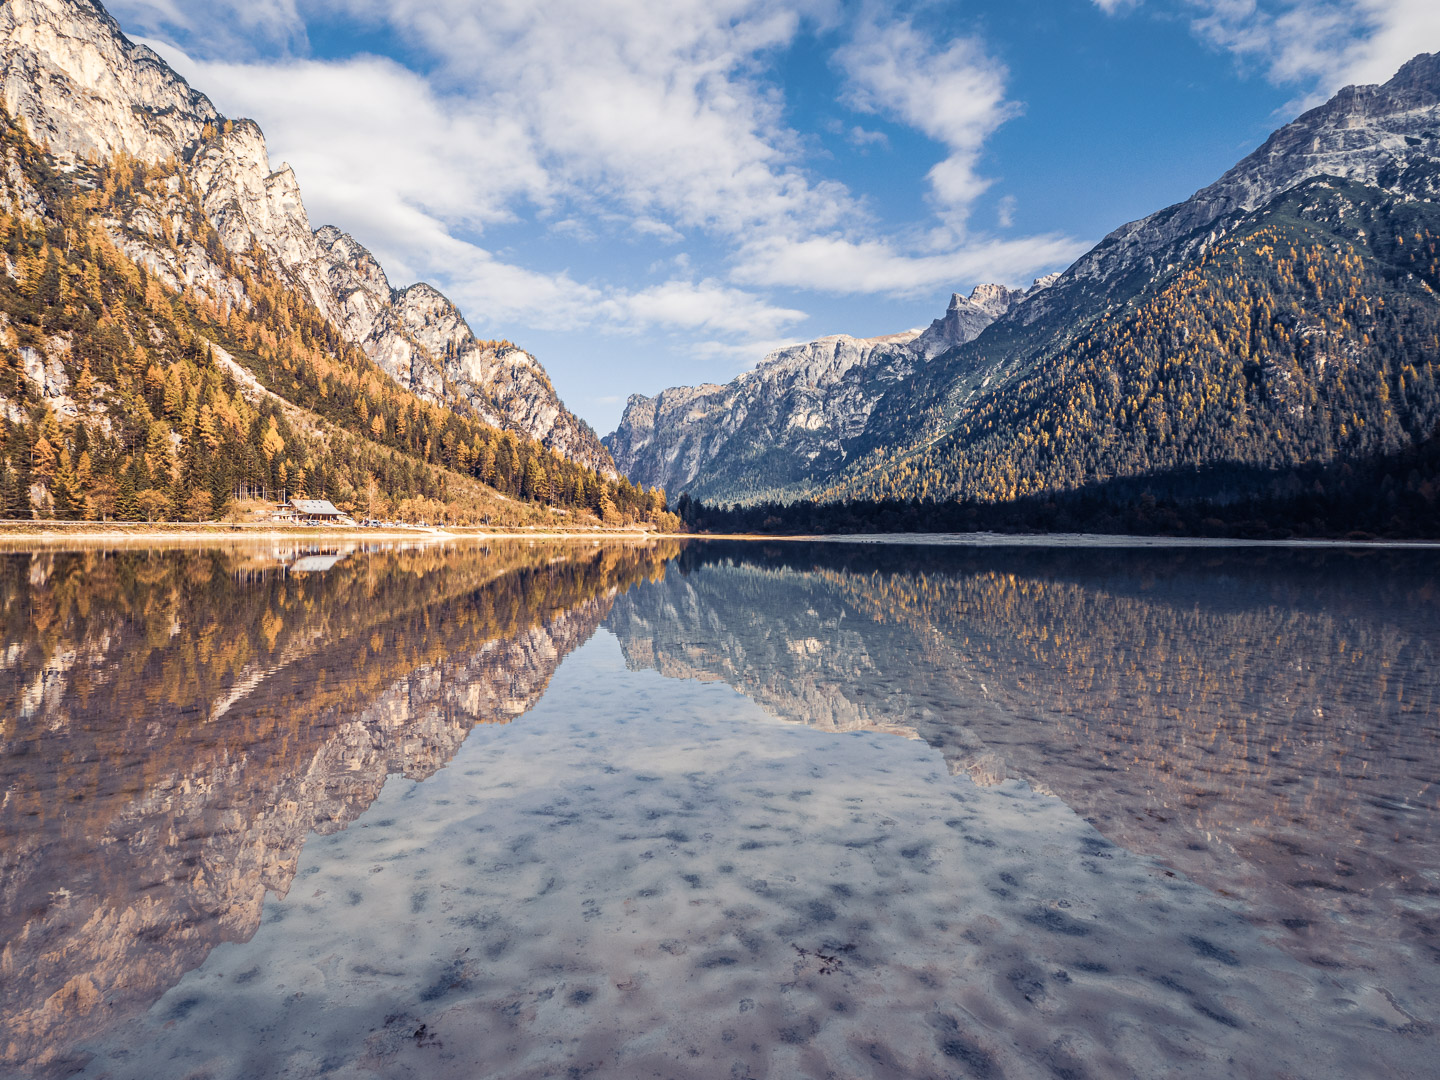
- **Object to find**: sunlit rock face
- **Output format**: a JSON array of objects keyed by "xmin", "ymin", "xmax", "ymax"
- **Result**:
[
  {"xmin": 312, "ymin": 230, "xmax": 617, "ymax": 474},
  {"xmin": 0, "ymin": 0, "xmax": 213, "ymax": 163},
  {"xmin": 0, "ymin": 541, "xmax": 675, "ymax": 1078},
  {"xmin": 910, "ymin": 279, "xmax": 1057, "ymax": 360},
  {"xmin": 0, "ymin": 0, "xmax": 613, "ymax": 473},
  {"xmin": 605, "ymin": 330, "xmax": 929, "ymax": 502},
  {"xmin": 604, "ymin": 282, "xmax": 1057, "ymax": 503}
]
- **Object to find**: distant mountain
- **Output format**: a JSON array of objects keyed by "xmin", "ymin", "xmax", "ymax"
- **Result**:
[
  {"xmin": 613, "ymin": 54, "xmax": 1440, "ymax": 529},
  {"xmin": 0, "ymin": 0, "xmax": 613, "ymax": 475},
  {"xmin": 836, "ymin": 175, "xmax": 1440, "ymax": 513},
  {"xmin": 830, "ymin": 53, "xmax": 1440, "ymax": 514},
  {"xmin": 605, "ymin": 278, "xmax": 1055, "ymax": 502},
  {"xmin": 912, "ymin": 278, "xmax": 1056, "ymax": 360}
]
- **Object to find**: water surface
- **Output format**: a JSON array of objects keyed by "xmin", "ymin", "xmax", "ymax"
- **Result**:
[{"xmin": 1, "ymin": 539, "xmax": 1435, "ymax": 1078}]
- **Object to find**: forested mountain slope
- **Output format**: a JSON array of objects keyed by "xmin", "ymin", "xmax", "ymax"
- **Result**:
[
  {"xmin": 636, "ymin": 54, "xmax": 1440, "ymax": 534},
  {"xmin": 831, "ymin": 179, "xmax": 1440, "ymax": 510},
  {"xmin": 0, "ymin": 113, "xmax": 667, "ymax": 525},
  {"xmin": 840, "ymin": 51, "xmax": 1440, "ymax": 495},
  {"xmin": 0, "ymin": 0, "xmax": 614, "ymax": 477}
]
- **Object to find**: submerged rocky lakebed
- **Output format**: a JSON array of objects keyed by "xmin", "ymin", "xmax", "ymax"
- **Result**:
[{"xmin": 1, "ymin": 537, "xmax": 1436, "ymax": 1079}]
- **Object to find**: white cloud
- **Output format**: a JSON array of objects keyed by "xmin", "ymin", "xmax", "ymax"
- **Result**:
[
  {"xmin": 309, "ymin": 0, "xmax": 856, "ymax": 240},
  {"xmin": 847, "ymin": 125, "xmax": 889, "ymax": 150},
  {"xmin": 605, "ymin": 279, "xmax": 807, "ymax": 337},
  {"xmin": 413, "ymin": 239, "xmax": 808, "ymax": 343},
  {"xmin": 133, "ymin": 2, "xmax": 1082, "ymax": 357},
  {"xmin": 156, "ymin": 50, "xmax": 552, "ymax": 247},
  {"xmin": 996, "ymin": 194, "xmax": 1017, "ymax": 228},
  {"xmin": 835, "ymin": 15, "xmax": 1018, "ymax": 218},
  {"xmin": 108, "ymin": 0, "xmax": 306, "ymax": 53},
  {"xmin": 1093, "ymin": 0, "xmax": 1142, "ymax": 13},
  {"xmin": 732, "ymin": 232, "xmax": 1089, "ymax": 296},
  {"xmin": 1187, "ymin": 0, "xmax": 1440, "ymax": 93},
  {"xmin": 630, "ymin": 217, "xmax": 687, "ymax": 243},
  {"xmin": 403, "ymin": 231, "xmax": 606, "ymax": 332},
  {"xmin": 149, "ymin": 43, "xmax": 818, "ymax": 341}
]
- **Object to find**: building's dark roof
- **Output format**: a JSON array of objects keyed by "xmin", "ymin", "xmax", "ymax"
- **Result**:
[{"xmin": 291, "ymin": 499, "xmax": 342, "ymax": 516}]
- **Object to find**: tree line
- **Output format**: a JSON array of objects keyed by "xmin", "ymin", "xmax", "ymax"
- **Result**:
[
  {"xmin": 0, "ymin": 112, "xmax": 676, "ymax": 528},
  {"xmin": 825, "ymin": 180, "xmax": 1440, "ymax": 523}
]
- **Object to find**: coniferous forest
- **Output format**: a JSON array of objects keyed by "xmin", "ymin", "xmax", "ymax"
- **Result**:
[
  {"xmin": 0, "ymin": 112, "xmax": 676, "ymax": 528},
  {"xmin": 4, "ymin": 109, "xmax": 1439, "ymax": 537},
  {"xmin": 681, "ymin": 179, "xmax": 1440, "ymax": 538}
]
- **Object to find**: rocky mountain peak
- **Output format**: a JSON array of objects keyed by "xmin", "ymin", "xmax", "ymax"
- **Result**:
[
  {"xmin": 1385, "ymin": 50, "xmax": 1440, "ymax": 95},
  {"xmin": 605, "ymin": 284, "xmax": 1043, "ymax": 499},
  {"xmin": 0, "ymin": 0, "xmax": 615, "ymax": 475},
  {"xmin": 911, "ymin": 282, "xmax": 1033, "ymax": 360},
  {"xmin": 968, "ymin": 282, "xmax": 1022, "ymax": 318},
  {"xmin": 1032, "ymin": 50, "xmax": 1440, "ymax": 315},
  {"xmin": 314, "ymin": 225, "xmax": 393, "ymax": 303}
]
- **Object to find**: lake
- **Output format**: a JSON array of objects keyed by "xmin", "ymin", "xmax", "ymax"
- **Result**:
[{"xmin": 1, "ymin": 538, "xmax": 1436, "ymax": 1078}]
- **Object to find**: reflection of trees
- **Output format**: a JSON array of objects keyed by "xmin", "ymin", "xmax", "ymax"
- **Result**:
[
  {"xmin": 0, "ymin": 540, "xmax": 678, "ymax": 1077},
  {"xmin": 611, "ymin": 543, "xmax": 1440, "ymax": 994}
]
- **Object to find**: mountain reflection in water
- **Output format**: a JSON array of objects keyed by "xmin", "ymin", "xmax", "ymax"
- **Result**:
[
  {"xmin": 0, "ymin": 541, "xmax": 676, "ymax": 1077},
  {"xmin": 607, "ymin": 542, "xmax": 1440, "ymax": 1007},
  {"xmin": 2, "ymin": 537, "xmax": 1437, "ymax": 1078}
]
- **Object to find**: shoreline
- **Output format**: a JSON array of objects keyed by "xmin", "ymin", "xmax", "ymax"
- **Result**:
[
  {"xmin": 744, "ymin": 530, "xmax": 1440, "ymax": 549},
  {"xmin": 2, "ymin": 523, "xmax": 1437, "ymax": 549},
  {"xmin": 0, "ymin": 521, "xmax": 678, "ymax": 544}
]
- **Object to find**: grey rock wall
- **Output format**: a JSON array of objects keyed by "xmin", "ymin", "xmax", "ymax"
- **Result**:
[{"xmin": 0, "ymin": 0, "xmax": 614, "ymax": 473}]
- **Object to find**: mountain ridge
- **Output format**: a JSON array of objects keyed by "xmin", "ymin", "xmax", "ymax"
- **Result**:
[
  {"xmin": 604, "ymin": 277, "xmax": 1056, "ymax": 501},
  {"xmin": 613, "ymin": 52, "xmax": 1440, "ymax": 524},
  {"xmin": 0, "ymin": 0, "xmax": 614, "ymax": 474},
  {"xmin": 0, "ymin": 71, "xmax": 662, "ymax": 525}
]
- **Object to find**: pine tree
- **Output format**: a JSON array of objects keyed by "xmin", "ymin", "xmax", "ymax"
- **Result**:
[
  {"xmin": 50, "ymin": 448, "xmax": 82, "ymax": 520},
  {"xmin": 0, "ymin": 460, "xmax": 19, "ymax": 519},
  {"xmin": 116, "ymin": 467, "xmax": 139, "ymax": 521}
]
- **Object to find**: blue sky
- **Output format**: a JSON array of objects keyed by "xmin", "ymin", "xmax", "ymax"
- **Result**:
[{"xmin": 108, "ymin": 0, "xmax": 1440, "ymax": 434}]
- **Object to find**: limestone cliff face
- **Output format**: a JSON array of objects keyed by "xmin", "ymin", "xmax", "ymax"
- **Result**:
[
  {"xmin": 0, "ymin": 0, "xmax": 214, "ymax": 162},
  {"xmin": 313, "ymin": 227, "xmax": 614, "ymax": 471},
  {"xmin": 911, "ymin": 277, "xmax": 1057, "ymax": 359},
  {"xmin": 395, "ymin": 282, "xmax": 605, "ymax": 469},
  {"xmin": 604, "ymin": 282, "xmax": 1053, "ymax": 502},
  {"xmin": 0, "ymin": 0, "xmax": 612, "ymax": 472},
  {"xmin": 605, "ymin": 331, "xmax": 921, "ymax": 500}
]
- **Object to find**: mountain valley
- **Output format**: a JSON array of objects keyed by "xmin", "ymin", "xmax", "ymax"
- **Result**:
[{"xmin": 0, "ymin": 0, "xmax": 1436, "ymax": 537}]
